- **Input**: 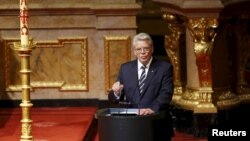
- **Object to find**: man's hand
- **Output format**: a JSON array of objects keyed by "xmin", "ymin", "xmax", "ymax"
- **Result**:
[
  {"xmin": 138, "ymin": 108, "xmax": 155, "ymax": 115},
  {"xmin": 112, "ymin": 81, "xmax": 124, "ymax": 96}
]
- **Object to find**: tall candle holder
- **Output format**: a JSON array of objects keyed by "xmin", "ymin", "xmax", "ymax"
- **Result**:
[
  {"xmin": 16, "ymin": 0, "xmax": 35, "ymax": 140},
  {"xmin": 14, "ymin": 41, "xmax": 35, "ymax": 141}
]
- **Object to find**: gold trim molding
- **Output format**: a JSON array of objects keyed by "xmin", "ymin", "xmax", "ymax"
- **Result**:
[
  {"xmin": 239, "ymin": 94, "xmax": 250, "ymax": 103},
  {"xmin": 193, "ymin": 87, "xmax": 217, "ymax": 113},
  {"xmin": 104, "ymin": 35, "xmax": 131, "ymax": 93},
  {"xmin": 4, "ymin": 37, "xmax": 88, "ymax": 91},
  {"xmin": 175, "ymin": 87, "xmax": 200, "ymax": 110},
  {"xmin": 176, "ymin": 87, "xmax": 217, "ymax": 113},
  {"xmin": 213, "ymin": 87, "xmax": 241, "ymax": 110}
]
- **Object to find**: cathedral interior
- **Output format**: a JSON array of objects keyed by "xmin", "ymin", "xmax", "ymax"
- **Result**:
[{"xmin": 0, "ymin": 0, "xmax": 250, "ymax": 140}]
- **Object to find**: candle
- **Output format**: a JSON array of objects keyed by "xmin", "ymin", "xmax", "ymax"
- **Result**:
[{"xmin": 20, "ymin": 0, "xmax": 29, "ymax": 46}]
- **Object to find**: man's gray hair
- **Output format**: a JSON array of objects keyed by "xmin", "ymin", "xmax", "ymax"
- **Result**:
[{"xmin": 132, "ymin": 32, "xmax": 153, "ymax": 47}]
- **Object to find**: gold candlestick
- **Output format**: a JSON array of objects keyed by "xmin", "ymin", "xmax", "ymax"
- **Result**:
[{"xmin": 15, "ymin": 0, "xmax": 35, "ymax": 140}]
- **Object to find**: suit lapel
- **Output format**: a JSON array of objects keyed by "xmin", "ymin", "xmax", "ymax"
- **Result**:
[
  {"xmin": 129, "ymin": 61, "xmax": 138, "ymax": 88},
  {"xmin": 128, "ymin": 61, "xmax": 139, "ymax": 97}
]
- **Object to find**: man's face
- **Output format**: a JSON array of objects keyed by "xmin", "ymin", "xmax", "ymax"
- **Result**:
[{"xmin": 134, "ymin": 40, "xmax": 153, "ymax": 65}]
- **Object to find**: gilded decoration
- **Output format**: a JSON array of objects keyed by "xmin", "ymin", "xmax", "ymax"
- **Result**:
[
  {"xmin": 21, "ymin": 122, "xmax": 32, "ymax": 137},
  {"xmin": 213, "ymin": 87, "xmax": 240, "ymax": 110},
  {"xmin": 187, "ymin": 18, "xmax": 218, "ymax": 87},
  {"xmin": 4, "ymin": 38, "xmax": 88, "ymax": 91},
  {"xmin": 186, "ymin": 18, "xmax": 218, "ymax": 113},
  {"xmin": 104, "ymin": 36, "xmax": 131, "ymax": 93},
  {"xmin": 175, "ymin": 87, "xmax": 200, "ymax": 110},
  {"xmin": 4, "ymin": 39, "xmax": 24, "ymax": 91},
  {"xmin": 194, "ymin": 87, "xmax": 217, "ymax": 113},
  {"xmin": 163, "ymin": 13, "xmax": 185, "ymax": 102},
  {"xmin": 177, "ymin": 87, "xmax": 217, "ymax": 113}
]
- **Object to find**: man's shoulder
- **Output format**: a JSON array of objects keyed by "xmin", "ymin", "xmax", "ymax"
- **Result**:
[
  {"xmin": 121, "ymin": 60, "xmax": 137, "ymax": 67},
  {"xmin": 154, "ymin": 58, "xmax": 172, "ymax": 67}
]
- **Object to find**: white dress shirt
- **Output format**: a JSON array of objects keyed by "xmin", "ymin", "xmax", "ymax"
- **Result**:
[{"xmin": 137, "ymin": 57, "xmax": 153, "ymax": 80}]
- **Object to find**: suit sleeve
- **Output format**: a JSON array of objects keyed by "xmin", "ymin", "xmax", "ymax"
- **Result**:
[
  {"xmin": 108, "ymin": 65, "xmax": 125, "ymax": 104},
  {"xmin": 150, "ymin": 65, "xmax": 173, "ymax": 112}
]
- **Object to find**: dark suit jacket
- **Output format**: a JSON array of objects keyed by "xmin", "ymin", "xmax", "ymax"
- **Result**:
[
  {"xmin": 108, "ymin": 57, "xmax": 173, "ymax": 113},
  {"xmin": 108, "ymin": 58, "xmax": 174, "ymax": 139}
]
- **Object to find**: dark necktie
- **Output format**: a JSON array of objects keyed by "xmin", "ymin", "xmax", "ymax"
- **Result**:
[{"xmin": 139, "ymin": 66, "xmax": 146, "ymax": 94}]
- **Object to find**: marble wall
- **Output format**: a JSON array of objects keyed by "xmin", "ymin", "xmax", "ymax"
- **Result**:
[{"xmin": 0, "ymin": 0, "xmax": 140, "ymax": 100}]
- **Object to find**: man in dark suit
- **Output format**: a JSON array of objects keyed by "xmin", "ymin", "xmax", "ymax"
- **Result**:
[{"xmin": 108, "ymin": 32, "xmax": 174, "ymax": 140}]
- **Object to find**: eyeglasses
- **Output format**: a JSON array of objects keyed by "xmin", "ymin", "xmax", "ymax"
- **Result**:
[{"xmin": 135, "ymin": 47, "xmax": 151, "ymax": 53}]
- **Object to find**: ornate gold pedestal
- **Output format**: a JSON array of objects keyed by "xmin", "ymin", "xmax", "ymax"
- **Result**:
[
  {"xmin": 213, "ymin": 88, "xmax": 240, "ymax": 110},
  {"xmin": 176, "ymin": 87, "xmax": 199, "ymax": 110},
  {"xmin": 172, "ymin": 86, "xmax": 183, "ymax": 104},
  {"xmin": 176, "ymin": 87, "xmax": 217, "ymax": 113},
  {"xmin": 193, "ymin": 87, "xmax": 217, "ymax": 113}
]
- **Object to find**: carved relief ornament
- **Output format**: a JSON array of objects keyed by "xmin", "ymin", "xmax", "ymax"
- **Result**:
[{"xmin": 187, "ymin": 18, "xmax": 218, "ymax": 87}]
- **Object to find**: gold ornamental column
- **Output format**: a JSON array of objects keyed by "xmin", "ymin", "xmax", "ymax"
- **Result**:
[
  {"xmin": 162, "ymin": 13, "xmax": 185, "ymax": 104},
  {"xmin": 15, "ymin": 0, "xmax": 35, "ymax": 140},
  {"xmin": 187, "ymin": 18, "xmax": 217, "ymax": 113},
  {"xmin": 176, "ymin": 18, "xmax": 218, "ymax": 113}
]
